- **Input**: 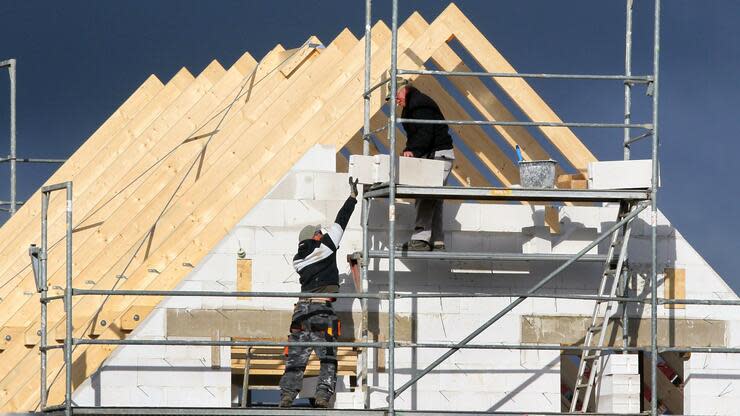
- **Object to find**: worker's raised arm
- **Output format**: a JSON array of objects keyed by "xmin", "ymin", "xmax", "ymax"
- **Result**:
[{"xmin": 323, "ymin": 177, "xmax": 358, "ymax": 250}]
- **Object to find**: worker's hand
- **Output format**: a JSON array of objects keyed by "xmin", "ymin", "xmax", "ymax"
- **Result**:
[
  {"xmin": 402, "ymin": 150, "xmax": 414, "ymax": 158},
  {"xmin": 349, "ymin": 176, "xmax": 359, "ymax": 198}
]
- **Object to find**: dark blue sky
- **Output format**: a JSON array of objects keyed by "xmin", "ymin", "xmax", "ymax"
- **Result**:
[{"xmin": 0, "ymin": 1, "xmax": 738, "ymax": 292}]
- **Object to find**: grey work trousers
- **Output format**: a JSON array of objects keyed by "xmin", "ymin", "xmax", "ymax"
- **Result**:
[
  {"xmin": 279, "ymin": 301, "xmax": 338, "ymax": 401},
  {"xmin": 411, "ymin": 155, "xmax": 453, "ymax": 243}
]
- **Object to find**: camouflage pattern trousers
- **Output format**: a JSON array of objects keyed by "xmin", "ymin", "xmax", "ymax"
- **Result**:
[{"xmin": 279, "ymin": 300, "xmax": 338, "ymax": 401}]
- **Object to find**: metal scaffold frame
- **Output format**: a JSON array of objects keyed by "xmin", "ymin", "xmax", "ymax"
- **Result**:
[
  {"xmin": 0, "ymin": 58, "xmax": 66, "ymax": 217},
  {"xmin": 30, "ymin": 2, "xmax": 739, "ymax": 416}
]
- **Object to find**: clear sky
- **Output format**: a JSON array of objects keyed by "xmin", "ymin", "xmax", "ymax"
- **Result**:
[{"xmin": 0, "ymin": 1, "xmax": 738, "ymax": 292}]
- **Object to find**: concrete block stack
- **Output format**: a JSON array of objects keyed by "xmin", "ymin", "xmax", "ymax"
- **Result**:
[{"xmin": 596, "ymin": 354, "xmax": 640, "ymax": 414}]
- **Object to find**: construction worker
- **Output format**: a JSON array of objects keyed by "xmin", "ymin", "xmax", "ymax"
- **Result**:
[
  {"xmin": 279, "ymin": 177, "xmax": 359, "ymax": 408},
  {"xmin": 394, "ymin": 81, "xmax": 454, "ymax": 251}
]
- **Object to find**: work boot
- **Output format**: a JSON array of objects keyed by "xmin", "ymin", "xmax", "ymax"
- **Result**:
[
  {"xmin": 396, "ymin": 239, "xmax": 431, "ymax": 251},
  {"xmin": 432, "ymin": 241, "xmax": 446, "ymax": 251},
  {"xmin": 314, "ymin": 395, "xmax": 331, "ymax": 408},
  {"xmin": 279, "ymin": 394, "xmax": 294, "ymax": 408}
]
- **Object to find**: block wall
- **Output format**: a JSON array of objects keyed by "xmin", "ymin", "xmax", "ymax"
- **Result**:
[{"xmin": 74, "ymin": 145, "xmax": 739, "ymax": 413}]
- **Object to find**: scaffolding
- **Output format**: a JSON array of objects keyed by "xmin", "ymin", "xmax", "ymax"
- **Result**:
[
  {"xmin": 30, "ymin": 1, "xmax": 740, "ymax": 416},
  {"xmin": 0, "ymin": 58, "xmax": 66, "ymax": 217}
]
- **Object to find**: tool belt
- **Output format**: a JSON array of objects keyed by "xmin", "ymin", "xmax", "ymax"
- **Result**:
[
  {"xmin": 289, "ymin": 315, "xmax": 341, "ymax": 337},
  {"xmin": 285, "ymin": 316, "xmax": 341, "ymax": 356}
]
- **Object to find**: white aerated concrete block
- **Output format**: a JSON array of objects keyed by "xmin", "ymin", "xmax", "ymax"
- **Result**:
[
  {"xmin": 292, "ymin": 143, "xmax": 336, "ymax": 172},
  {"xmin": 597, "ymin": 394, "xmax": 640, "ymax": 413},
  {"xmin": 552, "ymin": 227, "xmax": 598, "ymax": 255},
  {"xmin": 588, "ymin": 159, "xmax": 654, "ymax": 189},
  {"xmin": 348, "ymin": 154, "xmax": 446, "ymax": 186},
  {"xmin": 99, "ymin": 366, "xmax": 139, "ymax": 388},
  {"xmin": 282, "ymin": 200, "xmax": 327, "ymax": 226},
  {"xmin": 314, "ymin": 172, "xmax": 352, "ymax": 200},
  {"xmin": 100, "ymin": 387, "xmax": 133, "ymax": 406},
  {"xmin": 239, "ymin": 199, "xmax": 286, "ymax": 226},
  {"xmin": 443, "ymin": 202, "xmax": 480, "ymax": 232},
  {"xmin": 599, "ymin": 374, "xmax": 640, "ymax": 395},
  {"xmin": 479, "ymin": 205, "xmax": 535, "ymax": 232},
  {"xmin": 601, "ymin": 354, "xmax": 639, "ymax": 375},
  {"xmin": 522, "ymin": 226, "xmax": 552, "ymax": 254}
]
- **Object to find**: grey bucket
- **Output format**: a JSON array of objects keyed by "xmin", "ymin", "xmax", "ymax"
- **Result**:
[{"xmin": 518, "ymin": 160, "xmax": 558, "ymax": 188}]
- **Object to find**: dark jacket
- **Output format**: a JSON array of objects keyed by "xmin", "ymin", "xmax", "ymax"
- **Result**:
[
  {"xmin": 401, "ymin": 87, "xmax": 453, "ymax": 158},
  {"xmin": 293, "ymin": 196, "xmax": 357, "ymax": 292}
]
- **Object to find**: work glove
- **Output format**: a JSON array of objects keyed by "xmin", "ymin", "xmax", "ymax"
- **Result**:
[{"xmin": 349, "ymin": 176, "xmax": 359, "ymax": 198}]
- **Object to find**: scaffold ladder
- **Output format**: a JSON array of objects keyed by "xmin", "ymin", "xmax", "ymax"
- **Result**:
[{"xmin": 570, "ymin": 200, "xmax": 635, "ymax": 412}]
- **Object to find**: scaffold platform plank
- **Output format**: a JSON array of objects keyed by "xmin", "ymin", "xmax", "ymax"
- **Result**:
[
  {"xmin": 364, "ymin": 184, "xmax": 650, "ymax": 203},
  {"xmin": 367, "ymin": 250, "xmax": 608, "ymax": 262},
  {"xmin": 42, "ymin": 407, "xmax": 647, "ymax": 416}
]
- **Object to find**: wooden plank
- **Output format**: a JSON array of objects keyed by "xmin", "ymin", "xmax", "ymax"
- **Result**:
[
  {"xmin": 545, "ymin": 206, "xmax": 560, "ymax": 234},
  {"xmin": 279, "ymin": 36, "xmax": 322, "ymax": 78},
  {"xmin": 120, "ymin": 305, "xmax": 149, "ymax": 332},
  {"xmin": 0, "ymin": 327, "xmax": 24, "ymax": 351},
  {"xmin": 0, "ymin": 69, "xmax": 196, "ymax": 332},
  {"xmin": 439, "ymin": 3, "xmax": 596, "ymax": 172},
  {"xmin": 230, "ymin": 345, "xmax": 359, "ymax": 378},
  {"xmin": 3, "ymin": 30, "xmax": 362, "ymax": 410},
  {"xmin": 0, "ymin": 63, "xmax": 224, "ymax": 344},
  {"xmin": 0, "ymin": 76, "xmax": 164, "ymax": 306},
  {"xmin": 663, "ymin": 268, "xmax": 686, "ymax": 310},
  {"xmin": 237, "ymin": 259, "xmax": 252, "ymax": 299}
]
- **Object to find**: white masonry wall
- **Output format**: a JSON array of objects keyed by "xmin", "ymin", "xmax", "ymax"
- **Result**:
[{"xmin": 74, "ymin": 144, "xmax": 740, "ymax": 413}]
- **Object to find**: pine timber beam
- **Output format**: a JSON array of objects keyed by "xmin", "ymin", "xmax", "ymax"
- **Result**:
[
  {"xmin": 439, "ymin": 3, "xmax": 596, "ymax": 172},
  {"xmin": 278, "ymin": 36, "xmax": 323, "ymax": 78},
  {"xmin": 0, "ymin": 69, "xmax": 196, "ymax": 330},
  {"xmin": 0, "ymin": 76, "xmax": 165, "ymax": 308},
  {"xmin": 0, "ymin": 63, "xmax": 227, "ymax": 353}
]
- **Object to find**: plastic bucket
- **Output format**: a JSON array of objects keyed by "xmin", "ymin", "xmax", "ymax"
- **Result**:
[{"xmin": 518, "ymin": 160, "xmax": 558, "ymax": 188}]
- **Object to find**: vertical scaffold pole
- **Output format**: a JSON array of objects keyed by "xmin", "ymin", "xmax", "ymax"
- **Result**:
[
  {"xmin": 7, "ymin": 59, "xmax": 17, "ymax": 215},
  {"xmin": 650, "ymin": 0, "xmax": 661, "ymax": 414},
  {"xmin": 624, "ymin": 0, "xmax": 633, "ymax": 160},
  {"xmin": 64, "ymin": 182, "xmax": 73, "ymax": 416},
  {"xmin": 387, "ymin": 0, "xmax": 399, "ymax": 414},
  {"xmin": 361, "ymin": 0, "xmax": 372, "ymax": 409},
  {"xmin": 621, "ymin": 0, "xmax": 634, "ymax": 353},
  {"xmin": 363, "ymin": 0, "xmax": 372, "ymax": 156},
  {"xmin": 39, "ymin": 191, "xmax": 49, "ymax": 409}
]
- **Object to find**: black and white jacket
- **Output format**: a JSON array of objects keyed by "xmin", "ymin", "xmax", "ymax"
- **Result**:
[{"xmin": 293, "ymin": 196, "xmax": 357, "ymax": 292}]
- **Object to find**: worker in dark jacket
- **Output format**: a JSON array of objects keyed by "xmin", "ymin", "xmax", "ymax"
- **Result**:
[
  {"xmin": 279, "ymin": 177, "xmax": 358, "ymax": 408},
  {"xmin": 396, "ymin": 83, "xmax": 454, "ymax": 251}
]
